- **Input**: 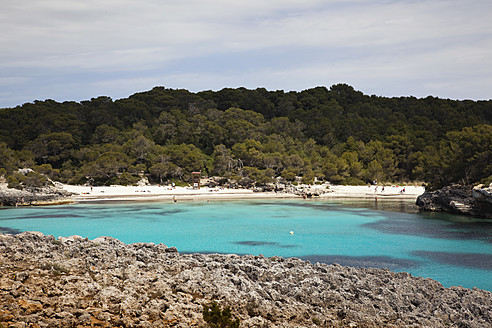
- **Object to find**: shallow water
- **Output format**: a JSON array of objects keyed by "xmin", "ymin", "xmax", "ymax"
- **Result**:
[{"xmin": 1, "ymin": 199, "xmax": 491, "ymax": 291}]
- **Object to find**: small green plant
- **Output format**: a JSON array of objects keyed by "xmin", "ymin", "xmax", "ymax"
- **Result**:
[{"xmin": 202, "ymin": 302, "xmax": 240, "ymax": 328}]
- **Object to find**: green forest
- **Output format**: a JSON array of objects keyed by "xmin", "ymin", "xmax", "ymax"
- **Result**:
[{"xmin": 0, "ymin": 84, "xmax": 491, "ymax": 190}]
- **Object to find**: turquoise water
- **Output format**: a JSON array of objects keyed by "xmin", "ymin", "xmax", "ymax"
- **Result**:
[{"xmin": 1, "ymin": 199, "xmax": 491, "ymax": 291}]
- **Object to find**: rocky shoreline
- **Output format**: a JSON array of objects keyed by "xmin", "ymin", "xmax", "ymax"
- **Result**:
[
  {"xmin": 1, "ymin": 232, "xmax": 491, "ymax": 327},
  {"xmin": 416, "ymin": 184, "xmax": 492, "ymax": 219},
  {"xmin": 0, "ymin": 186, "xmax": 73, "ymax": 206}
]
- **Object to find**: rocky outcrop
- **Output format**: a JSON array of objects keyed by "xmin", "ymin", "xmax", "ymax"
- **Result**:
[
  {"xmin": 1, "ymin": 232, "xmax": 491, "ymax": 328},
  {"xmin": 416, "ymin": 184, "xmax": 492, "ymax": 218},
  {"xmin": 473, "ymin": 187, "xmax": 492, "ymax": 205},
  {"xmin": 262, "ymin": 182, "xmax": 331, "ymax": 197},
  {"xmin": 0, "ymin": 185, "xmax": 73, "ymax": 206}
]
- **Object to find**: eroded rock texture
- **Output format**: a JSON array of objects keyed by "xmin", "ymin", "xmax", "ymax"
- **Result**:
[
  {"xmin": 416, "ymin": 185, "xmax": 492, "ymax": 218},
  {"xmin": 1, "ymin": 232, "xmax": 491, "ymax": 327}
]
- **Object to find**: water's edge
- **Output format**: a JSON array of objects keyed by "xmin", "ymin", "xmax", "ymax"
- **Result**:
[{"xmin": 1, "ymin": 231, "xmax": 491, "ymax": 327}]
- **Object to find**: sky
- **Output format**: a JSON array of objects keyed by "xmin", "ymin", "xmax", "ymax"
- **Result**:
[{"xmin": 1, "ymin": 0, "xmax": 491, "ymax": 108}]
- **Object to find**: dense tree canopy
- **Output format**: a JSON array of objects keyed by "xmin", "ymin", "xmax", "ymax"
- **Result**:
[{"xmin": 0, "ymin": 84, "xmax": 490, "ymax": 189}]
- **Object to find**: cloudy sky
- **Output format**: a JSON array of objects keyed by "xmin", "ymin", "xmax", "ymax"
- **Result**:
[{"xmin": 1, "ymin": 0, "xmax": 491, "ymax": 107}]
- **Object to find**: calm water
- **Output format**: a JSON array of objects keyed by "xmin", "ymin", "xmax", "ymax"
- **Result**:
[{"xmin": 1, "ymin": 199, "xmax": 491, "ymax": 291}]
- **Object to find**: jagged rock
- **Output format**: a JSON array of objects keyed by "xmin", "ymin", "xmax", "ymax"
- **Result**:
[
  {"xmin": 0, "ymin": 231, "xmax": 491, "ymax": 327},
  {"xmin": 473, "ymin": 185, "xmax": 492, "ymax": 204},
  {"xmin": 416, "ymin": 184, "xmax": 492, "ymax": 218}
]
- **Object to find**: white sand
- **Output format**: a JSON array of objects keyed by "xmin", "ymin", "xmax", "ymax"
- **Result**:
[
  {"xmin": 62, "ymin": 184, "xmax": 425, "ymax": 202},
  {"xmin": 325, "ymin": 184, "xmax": 424, "ymax": 199}
]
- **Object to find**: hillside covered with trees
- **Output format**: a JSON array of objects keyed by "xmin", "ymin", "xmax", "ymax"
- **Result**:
[{"xmin": 0, "ymin": 84, "xmax": 490, "ymax": 190}]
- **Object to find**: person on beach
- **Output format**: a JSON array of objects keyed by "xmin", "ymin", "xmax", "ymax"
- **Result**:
[{"xmin": 173, "ymin": 196, "xmax": 177, "ymax": 203}]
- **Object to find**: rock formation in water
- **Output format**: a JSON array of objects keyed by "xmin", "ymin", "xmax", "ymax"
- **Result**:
[
  {"xmin": 416, "ymin": 184, "xmax": 492, "ymax": 218},
  {"xmin": 1, "ymin": 232, "xmax": 491, "ymax": 327},
  {"xmin": 0, "ymin": 184, "xmax": 72, "ymax": 206}
]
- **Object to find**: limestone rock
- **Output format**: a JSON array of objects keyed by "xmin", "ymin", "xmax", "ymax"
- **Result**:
[
  {"xmin": 416, "ymin": 184, "xmax": 492, "ymax": 218},
  {"xmin": 0, "ymin": 186, "xmax": 73, "ymax": 206},
  {"xmin": 0, "ymin": 231, "xmax": 491, "ymax": 327}
]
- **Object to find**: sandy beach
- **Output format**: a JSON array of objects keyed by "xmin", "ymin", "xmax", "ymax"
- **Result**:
[
  {"xmin": 327, "ymin": 184, "xmax": 424, "ymax": 199},
  {"xmin": 62, "ymin": 183, "xmax": 425, "ymax": 202}
]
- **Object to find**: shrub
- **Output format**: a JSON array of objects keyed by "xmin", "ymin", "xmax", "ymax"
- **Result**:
[
  {"xmin": 202, "ymin": 302, "xmax": 240, "ymax": 328},
  {"xmin": 341, "ymin": 176, "xmax": 366, "ymax": 185},
  {"xmin": 6, "ymin": 173, "xmax": 25, "ymax": 190},
  {"xmin": 118, "ymin": 172, "xmax": 140, "ymax": 185},
  {"xmin": 24, "ymin": 171, "xmax": 51, "ymax": 191}
]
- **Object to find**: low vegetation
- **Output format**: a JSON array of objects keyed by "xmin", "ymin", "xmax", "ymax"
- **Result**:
[{"xmin": 202, "ymin": 302, "xmax": 240, "ymax": 328}]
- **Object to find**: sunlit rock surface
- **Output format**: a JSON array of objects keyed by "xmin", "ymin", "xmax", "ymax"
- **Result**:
[{"xmin": 1, "ymin": 232, "xmax": 491, "ymax": 327}]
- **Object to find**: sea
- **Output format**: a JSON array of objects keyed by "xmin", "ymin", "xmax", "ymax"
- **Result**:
[{"xmin": 1, "ymin": 198, "xmax": 491, "ymax": 291}]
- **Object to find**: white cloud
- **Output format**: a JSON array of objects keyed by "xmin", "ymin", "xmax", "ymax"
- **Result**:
[{"xmin": 1, "ymin": 0, "xmax": 491, "ymax": 106}]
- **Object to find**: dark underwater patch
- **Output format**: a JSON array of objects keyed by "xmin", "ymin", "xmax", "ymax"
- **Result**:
[
  {"xmin": 0, "ymin": 213, "xmax": 83, "ymax": 220},
  {"xmin": 253, "ymin": 201, "xmax": 381, "ymax": 219},
  {"xmin": 112, "ymin": 205, "xmax": 173, "ymax": 213},
  {"xmin": 0, "ymin": 226, "xmax": 21, "ymax": 234},
  {"xmin": 233, "ymin": 240, "xmax": 299, "ymax": 249},
  {"xmin": 299, "ymin": 254, "xmax": 419, "ymax": 270},
  {"xmin": 363, "ymin": 215, "xmax": 438, "ymax": 237},
  {"xmin": 130, "ymin": 209, "xmax": 184, "ymax": 217},
  {"xmin": 280, "ymin": 244, "xmax": 298, "ymax": 248},
  {"xmin": 363, "ymin": 212, "xmax": 492, "ymax": 243},
  {"xmin": 88, "ymin": 208, "xmax": 184, "ymax": 220},
  {"xmin": 234, "ymin": 241, "xmax": 279, "ymax": 246},
  {"xmin": 156, "ymin": 209, "xmax": 184, "ymax": 215},
  {"xmin": 254, "ymin": 198, "xmax": 419, "ymax": 211},
  {"xmin": 48, "ymin": 206, "xmax": 81, "ymax": 210},
  {"xmin": 412, "ymin": 251, "xmax": 492, "ymax": 270},
  {"xmin": 254, "ymin": 201, "xmax": 352, "ymax": 211}
]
